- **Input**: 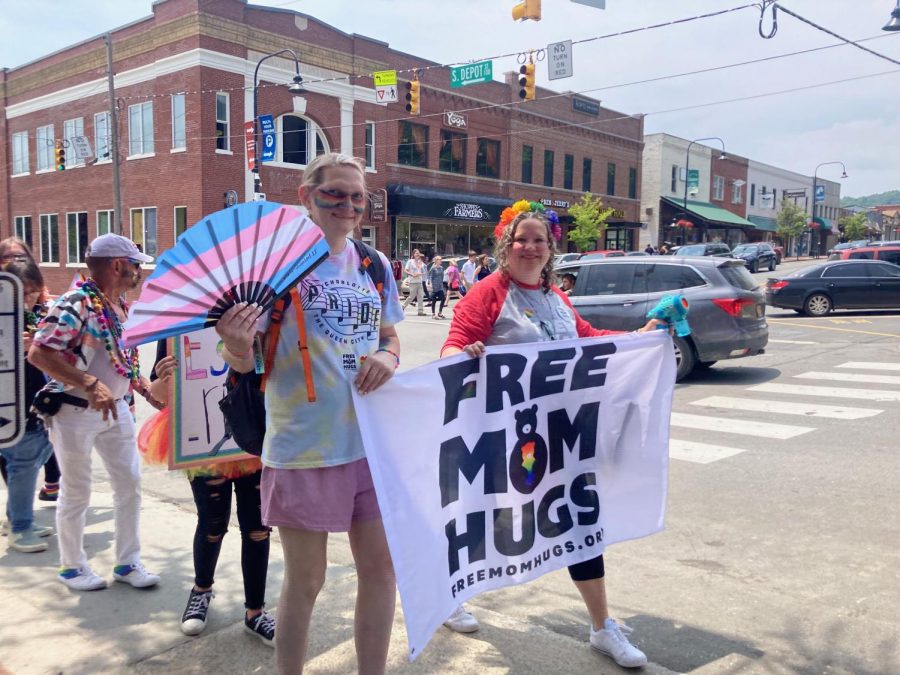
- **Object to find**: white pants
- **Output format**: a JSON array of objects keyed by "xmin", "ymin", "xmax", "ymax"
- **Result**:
[{"xmin": 49, "ymin": 399, "xmax": 142, "ymax": 570}]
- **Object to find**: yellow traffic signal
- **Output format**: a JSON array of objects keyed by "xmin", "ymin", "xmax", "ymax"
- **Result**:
[
  {"xmin": 405, "ymin": 80, "xmax": 420, "ymax": 115},
  {"xmin": 519, "ymin": 63, "xmax": 536, "ymax": 101},
  {"xmin": 512, "ymin": 0, "xmax": 541, "ymax": 21},
  {"xmin": 55, "ymin": 141, "xmax": 66, "ymax": 171}
]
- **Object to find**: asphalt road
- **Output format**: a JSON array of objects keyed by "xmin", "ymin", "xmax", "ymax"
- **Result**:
[{"xmin": 3, "ymin": 260, "xmax": 898, "ymax": 674}]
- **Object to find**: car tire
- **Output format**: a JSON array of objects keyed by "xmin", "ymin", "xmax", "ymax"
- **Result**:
[
  {"xmin": 768, "ymin": 258, "xmax": 776, "ymax": 271},
  {"xmin": 750, "ymin": 260, "xmax": 759, "ymax": 274},
  {"xmin": 803, "ymin": 293, "xmax": 832, "ymax": 316},
  {"xmin": 673, "ymin": 335, "xmax": 696, "ymax": 381}
]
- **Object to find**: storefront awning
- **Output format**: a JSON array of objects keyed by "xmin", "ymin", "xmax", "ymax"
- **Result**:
[
  {"xmin": 809, "ymin": 216, "xmax": 840, "ymax": 235},
  {"xmin": 387, "ymin": 184, "xmax": 509, "ymax": 223},
  {"xmin": 748, "ymin": 215, "xmax": 778, "ymax": 232},
  {"xmin": 662, "ymin": 197, "xmax": 755, "ymax": 228}
]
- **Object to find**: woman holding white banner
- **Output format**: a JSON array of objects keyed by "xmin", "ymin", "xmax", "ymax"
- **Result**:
[
  {"xmin": 216, "ymin": 153, "xmax": 404, "ymax": 675},
  {"xmin": 441, "ymin": 200, "xmax": 664, "ymax": 669}
]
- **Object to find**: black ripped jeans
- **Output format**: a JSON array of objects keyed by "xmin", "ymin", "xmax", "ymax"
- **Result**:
[{"xmin": 189, "ymin": 470, "xmax": 270, "ymax": 609}]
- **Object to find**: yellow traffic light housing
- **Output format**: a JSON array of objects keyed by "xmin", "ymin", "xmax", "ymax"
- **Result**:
[
  {"xmin": 405, "ymin": 80, "xmax": 420, "ymax": 115},
  {"xmin": 519, "ymin": 63, "xmax": 536, "ymax": 101},
  {"xmin": 512, "ymin": 0, "xmax": 541, "ymax": 21},
  {"xmin": 55, "ymin": 141, "xmax": 66, "ymax": 171}
]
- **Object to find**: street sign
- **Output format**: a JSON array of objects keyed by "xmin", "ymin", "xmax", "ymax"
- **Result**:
[
  {"xmin": 450, "ymin": 60, "xmax": 493, "ymax": 88},
  {"xmin": 245, "ymin": 121, "xmax": 256, "ymax": 171},
  {"xmin": 70, "ymin": 135, "xmax": 93, "ymax": 159},
  {"xmin": 0, "ymin": 273, "xmax": 25, "ymax": 449},
  {"xmin": 258, "ymin": 115, "xmax": 276, "ymax": 163},
  {"xmin": 784, "ymin": 189, "xmax": 806, "ymax": 199},
  {"xmin": 547, "ymin": 40, "xmax": 573, "ymax": 80},
  {"xmin": 815, "ymin": 184, "xmax": 825, "ymax": 203},
  {"xmin": 687, "ymin": 169, "xmax": 700, "ymax": 195},
  {"xmin": 373, "ymin": 70, "xmax": 398, "ymax": 104}
]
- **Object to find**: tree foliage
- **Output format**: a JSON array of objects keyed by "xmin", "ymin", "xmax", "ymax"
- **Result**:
[
  {"xmin": 567, "ymin": 192, "xmax": 615, "ymax": 252},
  {"xmin": 776, "ymin": 199, "xmax": 808, "ymax": 259},
  {"xmin": 841, "ymin": 189, "xmax": 900, "ymax": 209},
  {"xmin": 839, "ymin": 212, "xmax": 869, "ymax": 241}
]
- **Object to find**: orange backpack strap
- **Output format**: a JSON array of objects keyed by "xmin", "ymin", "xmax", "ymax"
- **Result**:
[
  {"xmin": 289, "ymin": 287, "xmax": 316, "ymax": 403},
  {"xmin": 259, "ymin": 295, "xmax": 288, "ymax": 394}
]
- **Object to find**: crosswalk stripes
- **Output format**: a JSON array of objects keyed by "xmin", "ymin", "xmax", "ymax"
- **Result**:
[
  {"xmin": 747, "ymin": 382, "xmax": 900, "ymax": 402},
  {"xmin": 795, "ymin": 371, "xmax": 900, "ymax": 385},
  {"xmin": 836, "ymin": 361, "xmax": 900, "ymax": 372},
  {"xmin": 688, "ymin": 396, "xmax": 882, "ymax": 420},
  {"xmin": 668, "ymin": 439, "xmax": 747, "ymax": 464},
  {"xmin": 670, "ymin": 412, "xmax": 813, "ymax": 439}
]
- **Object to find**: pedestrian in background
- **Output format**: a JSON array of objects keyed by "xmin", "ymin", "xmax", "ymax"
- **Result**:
[
  {"xmin": 0, "ymin": 261, "xmax": 56, "ymax": 553},
  {"xmin": 216, "ymin": 153, "xmax": 402, "ymax": 674},
  {"xmin": 28, "ymin": 233, "xmax": 160, "ymax": 592},
  {"xmin": 402, "ymin": 249, "xmax": 426, "ymax": 315},
  {"xmin": 461, "ymin": 250, "xmax": 478, "ymax": 291},
  {"xmin": 474, "ymin": 254, "xmax": 492, "ymax": 283},
  {"xmin": 427, "ymin": 255, "xmax": 447, "ymax": 319},
  {"xmin": 445, "ymin": 258, "xmax": 462, "ymax": 304},
  {"xmin": 644, "ymin": 244, "xmax": 655, "ymax": 255}
]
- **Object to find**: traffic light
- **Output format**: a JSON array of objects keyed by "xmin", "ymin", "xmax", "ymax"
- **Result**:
[
  {"xmin": 512, "ymin": 0, "xmax": 541, "ymax": 21},
  {"xmin": 405, "ymin": 80, "xmax": 420, "ymax": 115},
  {"xmin": 54, "ymin": 141, "xmax": 66, "ymax": 171},
  {"xmin": 519, "ymin": 63, "xmax": 535, "ymax": 101}
]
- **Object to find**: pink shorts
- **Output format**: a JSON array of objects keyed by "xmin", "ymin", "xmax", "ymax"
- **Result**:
[{"xmin": 260, "ymin": 458, "xmax": 381, "ymax": 532}]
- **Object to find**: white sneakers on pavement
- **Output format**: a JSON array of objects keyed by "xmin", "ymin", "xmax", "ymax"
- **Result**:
[
  {"xmin": 113, "ymin": 563, "xmax": 161, "ymax": 588},
  {"xmin": 443, "ymin": 605, "xmax": 480, "ymax": 633},
  {"xmin": 58, "ymin": 566, "xmax": 108, "ymax": 591},
  {"xmin": 590, "ymin": 618, "xmax": 648, "ymax": 668}
]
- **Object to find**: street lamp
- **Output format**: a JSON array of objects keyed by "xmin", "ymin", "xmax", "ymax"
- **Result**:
[
  {"xmin": 884, "ymin": 0, "xmax": 900, "ymax": 31},
  {"xmin": 252, "ymin": 49, "xmax": 307, "ymax": 198},
  {"xmin": 682, "ymin": 137, "xmax": 726, "ymax": 244},
  {"xmin": 811, "ymin": 161, "xmax": 848, "ymax": 259}
]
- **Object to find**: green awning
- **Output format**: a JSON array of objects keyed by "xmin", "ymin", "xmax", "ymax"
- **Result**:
[
  {"xmin": 662, "ymin": 197, "xmax": 755, "ymax": 228},
  {"xmin": 748, "ymin": 215, "xmax": 778, "ymax": 232}
]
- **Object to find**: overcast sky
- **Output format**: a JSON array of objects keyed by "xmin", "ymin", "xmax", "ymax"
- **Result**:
[{"xmin": 2, "ymin": 0, "xmax": 898, "ymax": 197}]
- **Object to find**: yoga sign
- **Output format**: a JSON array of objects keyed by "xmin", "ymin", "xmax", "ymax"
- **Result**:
[{"xmin": 354, "ymin": 331, "xmax": 674, "ymax": 659}]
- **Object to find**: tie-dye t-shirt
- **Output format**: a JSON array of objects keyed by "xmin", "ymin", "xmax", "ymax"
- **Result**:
[{"xmin": 261, "ymin": 240, "xmax": 404, "ymax": 469}]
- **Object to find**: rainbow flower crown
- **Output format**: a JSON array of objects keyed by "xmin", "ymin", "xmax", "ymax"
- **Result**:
[{"xmin": 494, "ymin": 200, "xmax": 562, "ymax": 242}]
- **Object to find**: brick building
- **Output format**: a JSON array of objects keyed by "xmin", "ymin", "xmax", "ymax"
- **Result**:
[{"xmin": 2, "ymin": 0, "xmax": 644, "ymax": 294}]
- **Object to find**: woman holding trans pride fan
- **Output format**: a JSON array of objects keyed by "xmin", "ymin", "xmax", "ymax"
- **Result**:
[{"xmin": 441, "ymin": 199, "xmax": 667, "ymax": 668}]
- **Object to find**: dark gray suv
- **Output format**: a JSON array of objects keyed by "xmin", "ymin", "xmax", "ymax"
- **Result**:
[{"xmin": 557, "ymin": 257, "xmax": 768, "ymax": 380}]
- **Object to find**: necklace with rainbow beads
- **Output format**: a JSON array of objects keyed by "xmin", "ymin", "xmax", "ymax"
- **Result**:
[{"xmin": 78, "ymin": 278, "xmax": 140, "ymax": 383}]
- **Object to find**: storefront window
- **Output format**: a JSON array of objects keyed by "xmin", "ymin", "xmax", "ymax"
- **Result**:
[
  {"xmin": 398, "ymin": 121, "xmax": 428, "ymax": 167},
  {"xmin": 410, "ymin": 222, "xmax": 436, "ymax": 258},
  {"xmin": 522, "ymin": 145, "xmax": 533, "ymax": 184},
  {"xmin": 476, "ymin": 139, "xmax": 500, "ymax": 178},
  {"xmin": 439, "ymin": 130, "xmax": 467, "ymax": 173}
]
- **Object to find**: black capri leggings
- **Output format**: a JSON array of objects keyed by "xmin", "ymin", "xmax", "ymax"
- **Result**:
[{"xmin": 568, "ymin": 554, "xmax": 604, "ymax": 582}]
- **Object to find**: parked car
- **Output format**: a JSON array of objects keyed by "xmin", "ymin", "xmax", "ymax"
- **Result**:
[
  {"xmin": 826, "ymin": 240, "xmax": 869, "ymax": 256},
  {"xmin": 625, "ymin": 251, "xmax": 650, "ymax": 256},
  {"xmin": 556, "ymin": 257, "xmax": 768, "ymax": 381},
  {"xmin": 554, "ymin": 253, "xmax": 581, "ymax": 266},
  {"xmin": 578, "ymin": 250, "xmax": 627, "ymax": 261},
  {"xmin": 827, "ymin": 245, "xmax": 900, "ymax": 265},
  {"xmin": 673, "ymin": 242, "xmax": 733, "ymax": 258},
  {"xmin": 765, "ymin": 259, "xmax": 900, "ymax": 316},
  {"xmin": 869, "ymin": 240, "xmax": 900, "ymax": 247},
  {"xmin": 732, "ymin": 242, "xmax": 778, "ymax": 273}
]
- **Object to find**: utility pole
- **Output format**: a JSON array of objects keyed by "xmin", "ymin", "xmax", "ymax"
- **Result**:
[{"xmin": 104, "ymin": 33, "xmax": 123, "ymax": 234}]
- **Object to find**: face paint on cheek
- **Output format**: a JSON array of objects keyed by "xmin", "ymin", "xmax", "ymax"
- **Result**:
[{"xmin": 313, "ymin": 196, "xmax": 366, "ymax": 215}]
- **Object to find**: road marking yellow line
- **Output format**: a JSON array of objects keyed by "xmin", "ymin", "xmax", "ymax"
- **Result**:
[{"xmin": 766, "ymin": 320, "xmax": 900, "ymax": 338}]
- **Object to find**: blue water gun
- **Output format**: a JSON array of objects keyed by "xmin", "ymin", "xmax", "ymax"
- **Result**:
[{"xmin": 647, "ymin": 294, "xmax": 691, "ymax": 336}]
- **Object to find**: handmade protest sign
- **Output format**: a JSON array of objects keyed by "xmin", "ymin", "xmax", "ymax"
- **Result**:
[{"xmin": 354, "ymin": 330, "xmax": 674, "ymax": 659}]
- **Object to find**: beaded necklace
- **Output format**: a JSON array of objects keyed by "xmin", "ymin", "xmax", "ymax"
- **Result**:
[{"xmin": 78, "ymin": 279, "xmax": 140, "ymax": 383}]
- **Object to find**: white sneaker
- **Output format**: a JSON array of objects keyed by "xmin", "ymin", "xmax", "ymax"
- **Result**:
[
  {"xmin": 443, "ymin": 605, "xmax": 480, "ymax": 633},
  {"xmin": 113, "ymin": 563, "xmax": 160, "ymax": 588},
  {"xmin": 58, "ymin": 566, "xmax": 108, "ymax": 591},
  {"xmin": 33, "ymin": 525, "xmax": 55, "ymax": 538},
  {"xmin": 590, "ymin": 618, "xmax": 648, "ymax": 668}
]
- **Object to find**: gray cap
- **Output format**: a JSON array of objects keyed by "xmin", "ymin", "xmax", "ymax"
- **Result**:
[{"xmin": 87, "ymin": 233, "xmax": 154, "ymax": 263}]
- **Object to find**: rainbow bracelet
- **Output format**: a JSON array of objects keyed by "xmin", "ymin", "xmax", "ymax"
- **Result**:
[{"xmin": 376, "ymin": 347, "xmax": 400, "ymax": 368}]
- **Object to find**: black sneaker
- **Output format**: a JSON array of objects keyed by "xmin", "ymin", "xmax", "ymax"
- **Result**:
[
  {"xmin": 244, "ymin": 611, "xmax": 275, "ymax": 647},
  {"xmin": 181, "ymin": 588, "xmax": 213, "ymax": 636}
]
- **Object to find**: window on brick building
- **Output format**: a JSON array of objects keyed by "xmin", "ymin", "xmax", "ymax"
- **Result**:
[
  {"xmin": 607, "ymin": 162, "xmax": 616, "ymax": 196},
  {"xmin": 14, "ymin": 216, "xmax": 32, "ymax": 249},
  {"xmin": 563, "ymin": 154, "xmax": 574, "ymax": 190},
  {"xmin": 130, "ymin": 207, "xmax": 158, "ymax": 258},
  {"xmin": 628, "ymin": 167, "xmax": 637, "ymax": 199},
  {"xmin": 128, "ymin": 102, "xmax": 154, "ymax": 156},
  {"xmin": 732, "ymin": 181, "xmax": 743, "ymax": 204},
  {"xmin": 364, "ymin": 122, "xmax": 375, "ymax": 170},
  {"xmin": 398, "ymin": 121, "xmax": 428, "ymax": 168},
  {"xmin": 12, "ymin": 132, "xmax": 28, "ymax": 174},
  {"xmin": 97, "ymin": 210, "xmax": 114, "ymax": 236},
  {"xmin": 63, "ymin": 118, "xmax": 84, "ymax": 168},
  {"xmin": 476, "ymin": 139, "xmax": 500, "ymax": 178},
  {"xmin": 39, "ymin": 214, "xmax": 59, "ymax": 264},
  {"xmin": 439, "ymin": 130, "xmax": 466, "ymax": 173},
  {"xmin": 36, "ymin": 125, "xmax": 54, "ymax": 171},
  {"xmin": 281, "ymin": 114, "xmax": 328, "ymax": 166},
  {"xmin": 215, "ymin": 93, "xmax": 229, "ymax": 151},
  {"xmin": 94, "ymin": 112, "xmax": 111, "ymax": 161},
  {"xmin": 172, "ymin": 93, "xmax": 186, "ymax": 150},
  {"xmin": 175, "ymin": 206, "xmax": 188, "ymax": 239},
  {"xmin": 521, "ymin": 145, "xmax": 533, "ymax": 184},
  {"xmin": 583, "ymin": 158, "xmax": 592, "ymax": 192},
  {"xmin": 713, "ymin": 175, "xmax": 725, "ymax": 201},
  {"xmin": 543, "ymin": 150, "xmax": 554, "ymax": 187},
  {"xmin": 66, "ymin": 212, "xmax": 89, "ymax": 264}
]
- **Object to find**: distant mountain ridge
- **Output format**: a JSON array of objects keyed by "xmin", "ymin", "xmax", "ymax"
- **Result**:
[{"xmin": 841, "ymin": 190, "xmax": 900, "ymax": 208}]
